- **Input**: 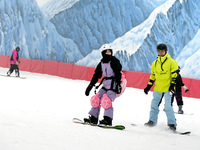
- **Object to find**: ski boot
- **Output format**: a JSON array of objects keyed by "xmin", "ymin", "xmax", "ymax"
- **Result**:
[
  {"xmin": 7, "ymin": 71, "xmax": 11, "ymax": 76},
  {"xmin": 144, "ymin": 120, "xmax": 156, "ymax": 127},
  {"xmin": 178, "ymin": 105, "xmax": 184, "ymax": 114},
  {"xmin": 15, "ymin": 70, "xmax": 20, "ymax": 77},
  {"xmin": 84, "ymin": 115, "xmax": 98, "ymax": 125},
  {"xmin": 168, "ymin": 124, "xmax": 176, "ymax": 131},
  {"xmin": 99, "ymin": 116, "xmax": 112, "ymax": 126}
]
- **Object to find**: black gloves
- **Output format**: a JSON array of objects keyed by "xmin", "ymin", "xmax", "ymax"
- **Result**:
[
  {"xmin": 185, "ymin": 88, "xmax": 189, "ymax": 93},
  {"xmin": 169, "ymin": 83, "xmax": 176, "ymax": 93},
  {"xmin": 85, "ymin": 84, "xmax": 93, "ymax": 96},
  {"xmin": 116, "ymin": 83, "xmax": 122, "ymax": 94},
  {"xmin": 144, "ymin": 84, "xmax": 152, "ymax": 95},
  {"xmin": 183, "ymin": 85, "xmax": 189, "ymax": 93}
]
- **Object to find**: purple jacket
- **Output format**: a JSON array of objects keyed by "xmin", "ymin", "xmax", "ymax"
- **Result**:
[
  {"xmin": 90, "ymin": 56, "xmax": 122, "ymax": 91},
  {"xmin": 101, "ymin": 61, "xmax": 116, "ymax": 90},
  {"xmin": 10, "ymin": 49, "xmax": 19, "ymax": 65}
]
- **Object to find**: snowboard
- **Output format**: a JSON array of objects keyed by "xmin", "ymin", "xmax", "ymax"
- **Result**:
[
  {"xmin": 73, "ymin": 118, "xmax": 125, "ymax": 130},
  {"xmin": 173, "ymin": 131, "xmax": 191, "ymax": 135},
  {"xmin": 0, "ymin": 74, "xmax": 26, "ymax": 79},
  {"xmin": 163, "ymin": 109, "xmax": 194, "ymax": 115},
  {"xmin": 131, "ymin": 124, "xmax": 191, "ymax": 135},
  {"xmin": 174, "ymin": 112, "xmax": 194, "ymax": 115}
]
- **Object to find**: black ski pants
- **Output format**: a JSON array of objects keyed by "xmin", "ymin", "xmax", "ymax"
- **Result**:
[
  {"xmin": 7, "ymin": 64, "xmax": 20, "ymax": 76},
  {"xmin": 171, "ymin": 91, "xmax": 183, "ymax": 106}
]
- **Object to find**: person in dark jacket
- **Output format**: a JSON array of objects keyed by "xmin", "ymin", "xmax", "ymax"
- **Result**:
[
  {"xmin": 171, "ymin": 67, "xmax": 189, "ymax": 114},
  {"xmin": 7, "ymin": 47, "xmax": 20, "ymax": 77},
  {"xmin": 84, "ymin": 44, "xmax": 122, "ymax": 126}
]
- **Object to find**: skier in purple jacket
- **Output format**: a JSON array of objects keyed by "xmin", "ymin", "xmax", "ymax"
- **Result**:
[
  {"xmin": 7, "ymin": 47, "xmax": 20, "ymax": 77},
  {"xmin": 84, "ymin": 44, "xmax": 122, "ymax": 126}
]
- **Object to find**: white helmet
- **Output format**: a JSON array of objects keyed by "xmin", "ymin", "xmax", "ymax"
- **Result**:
[{"xmin": 100, "ymin": 44, "xmax": 112, "ymax": 52}]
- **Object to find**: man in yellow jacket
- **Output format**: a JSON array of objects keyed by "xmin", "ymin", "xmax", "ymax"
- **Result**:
[{"xmin": 144, "ymin": 43, "xmax": 178, "ymax": 131}]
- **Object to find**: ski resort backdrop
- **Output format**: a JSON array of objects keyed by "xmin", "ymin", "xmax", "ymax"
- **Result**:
[
  {"xmin": 0, "ymin": 1, "xmax": 200, "ymax": 150},
  {"xmin": 0, "ymin": 0, "xmax": 200, "ymax": 96}
]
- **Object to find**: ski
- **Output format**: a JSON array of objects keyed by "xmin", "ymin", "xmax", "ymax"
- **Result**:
[
  {"xmin": 132, "ymin": 123, "xmax": 191, "ymax": 135},
  {"xmin": 73, "ymin": 118, "xmax": 125, "ymax": 130},
  {"xmin": 0, "ymin": 74, "xmax": 26, "ymax": 79},
  {"xmin": 163, "ymin": 109, "xmax": 194, "ymax": 115},
  {"xmin": 174, "ymin": 112, "xmax": 194, "ymax": 115},
  {"xmin": 172, "ymin": 130, "xmax": 191, "ymax": 135}
]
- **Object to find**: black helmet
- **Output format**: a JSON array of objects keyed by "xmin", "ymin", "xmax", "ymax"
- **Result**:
[
  {"xmin": 16, "ymin": 47, "xmax": 20, "ymax": 52},
  {"xmin": 157, "ymin": 43, "xmax": 167, "ymax": 51}
]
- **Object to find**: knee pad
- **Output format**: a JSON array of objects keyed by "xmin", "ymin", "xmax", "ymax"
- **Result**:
[
  {"xmin": 90, "ymin": 93, "xmax": 101, "ymax": 108},
  {"xmin": 101, "ymin": 94, "xmax": 113, "ymax": 109}
]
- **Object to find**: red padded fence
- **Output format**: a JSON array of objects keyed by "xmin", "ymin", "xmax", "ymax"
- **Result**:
[{"xmin": 0, "ymin": 55, "xmax": 199, "ymax": 99}]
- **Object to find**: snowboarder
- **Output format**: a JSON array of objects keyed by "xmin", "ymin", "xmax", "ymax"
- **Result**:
[
  {"xmin": 143, "ymin": 43, "xmax": 179, "ymax": 131},
  {"xmin": 7, "ymin": 47, "xmax": 20, "ymax": 77},
  {"xmin": 84, "ymin": 44, "xmax": 122, "ymax": 126},
  {"xmin": 171, "ymin": 67, "xmax": 189, "ymax": 114}
]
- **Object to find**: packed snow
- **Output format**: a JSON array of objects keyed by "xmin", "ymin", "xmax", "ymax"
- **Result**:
[{"xmin": 0, "ymin": 67, "xmax": 199, "ymax": 150}]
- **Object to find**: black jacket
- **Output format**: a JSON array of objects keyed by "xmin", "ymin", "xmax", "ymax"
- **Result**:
[
  {"xmin": 175, "ymin": 74, "xmax": 184, "ymax": 92},
  {"xmin": 90, "ymin": 56, "xmax": 122, "ymax": 86}
]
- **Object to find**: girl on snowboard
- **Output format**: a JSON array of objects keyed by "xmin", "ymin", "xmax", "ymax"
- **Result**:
[{"xmin": 84, "ymin": 44, "xmax": 122, "ymax": 126}]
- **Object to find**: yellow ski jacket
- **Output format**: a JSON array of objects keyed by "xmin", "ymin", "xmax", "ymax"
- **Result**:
[{"xmin": 148, "ymin": 53, "xmax": 178, "ymax": 93}]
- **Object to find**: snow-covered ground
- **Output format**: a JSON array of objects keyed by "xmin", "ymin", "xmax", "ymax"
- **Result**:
[{"xmin": 0, "ymin": 67, "xmax": 199, "ymax": 150}]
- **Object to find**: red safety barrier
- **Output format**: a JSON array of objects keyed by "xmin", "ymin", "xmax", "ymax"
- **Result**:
[
  {"xmin": 181, "ymin": 78, "xmax": 200, "ymax": 98},
  {"xmin": 57, "ymin": 62, "xmax": 73, "ymax": 79},
  {"xmin": 0, "ymin": 55, "xmax": 9, "ymax": 68},
  {"xmin": 19, "ymin": 58, "xmax": 32, "ymax": 71},
  {"xmin": 0, "ymin": 55, "xmax": 199, "ymax": 99},
  {"xmin": 44, "ymin": 60, "xmax": 59, "ymax": 75}
]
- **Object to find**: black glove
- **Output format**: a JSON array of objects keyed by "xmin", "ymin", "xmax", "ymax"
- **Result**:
[
  {"xmin": 185, "ymin": 89, "xmax": 189, "ymax": 93},
  {"xmin": 144, "ymin": 84, "xmax": 152, "ymax": 95},
  {"xmin": 183, "ymin": 85, "xmax": 189, "ymax": 93},
  {"xmin": 116, "ymin": 83, "xmax": 122, "ymax": 94},
  {"xmin": 85, "ymin": 84, "xmax": 93, "ymax": 96},
  {"xmin": 169, "ymin": 83, "xmax": 176, "ymax": 93}
]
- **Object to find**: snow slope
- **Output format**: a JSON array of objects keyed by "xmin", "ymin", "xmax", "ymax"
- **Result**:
[{"xmin": 0, "ymin": 67, "xmax": 199, "ymax": 150}]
